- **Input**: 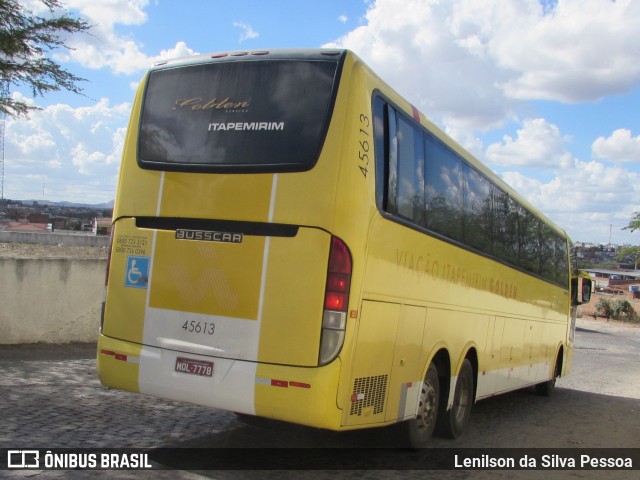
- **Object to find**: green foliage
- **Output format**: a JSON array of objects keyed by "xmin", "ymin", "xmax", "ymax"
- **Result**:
[
  {"xmin": 0, "ymin": 0, "xmax": 91, "ymax": 117},
  {"xmin": 596, "ymin": 298, "xmax": 639, "ymax": 323},
  {"xmin": 622, "ymin": 212, "xmax": 640, "ymax": 233},
  {"xmin": 615, "ymin": 246, "xmax": 640, "ymax": 269},
  {"xmin": 611, "ymin": 300, "xmax": 638, "ymax": 322},
  {"xmin": 596, "ymin": 298, "xmax": 613, "ymax": 318}
]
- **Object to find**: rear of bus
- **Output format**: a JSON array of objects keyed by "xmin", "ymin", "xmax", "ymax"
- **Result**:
[{"xmin": 98, "ymin": 50, "xmax": 363, "ymax": 429}]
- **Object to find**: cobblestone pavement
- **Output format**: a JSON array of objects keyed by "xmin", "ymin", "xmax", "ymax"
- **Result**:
[{"xmin": 1, "ymin": 318, "xmax": 639, "ymax": 480}]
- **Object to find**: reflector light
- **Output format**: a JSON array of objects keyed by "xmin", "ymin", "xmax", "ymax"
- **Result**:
[
  {"xmin": 271, "ymin": 379, "xmax": 288, "ymax": 388},
  {"xmin": 411, "ymin": 105, "xmax": 420, "ymax": 122},
  {"xmin": 101, "ymin": 350, "xmax": 131, "ymax": 362},
  {"xmin": 289, "ymin": 381, "xmax": 311, "ymax": 389}
]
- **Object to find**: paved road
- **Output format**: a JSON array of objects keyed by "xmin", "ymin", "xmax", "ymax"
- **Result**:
[{"xmin": 1, "ymin": 317, "xmax": 639, "ymax": 479}]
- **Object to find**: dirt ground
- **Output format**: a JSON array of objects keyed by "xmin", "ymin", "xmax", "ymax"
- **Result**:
[
  {"xmin": 0, "ymin": 242, "xmax": 108, "ymax": 259},
  {"xmin": 578, "ymin": 283, "xmax": 640, "ymax": 322}
]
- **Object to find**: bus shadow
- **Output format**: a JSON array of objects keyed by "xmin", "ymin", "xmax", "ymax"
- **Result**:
[
  {"xmin": 151, "ymin": 386, "xmax": 639, "ymax": 474},
  {"xmin": 576, "ymin": 326, "xmax": 612, "ymax": 335}
]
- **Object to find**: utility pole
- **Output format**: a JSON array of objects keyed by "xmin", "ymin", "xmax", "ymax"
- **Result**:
[
  {"xmin": 609, "ymin": 224, "xmax": 613, "ymax": 246},
  {"xmin": 0, "ymin": 78, "xmax": 8, "ymax": 201}
]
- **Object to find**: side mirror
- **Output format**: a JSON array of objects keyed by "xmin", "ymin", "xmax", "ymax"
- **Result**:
[
  {"xmin": 581, "ymin": 279, "xmax": 592, "ymax": 304},
  {"xmin": 571, "ymin": 274, "xmax": 592, "ymax": 306}
]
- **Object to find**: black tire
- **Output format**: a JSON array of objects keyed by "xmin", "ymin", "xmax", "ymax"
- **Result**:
[
  {"xmin": 536, "ymin": 354, "xmax": 561, "ymax": 397},
  {"xmin": 436, "ymin": 359, "xmax": 474, "ymax": 439},
  {"xmin": 535, "ymin": 376, "xmax": 556, "ymax": 396},
  {"xmin": 399, "ymin": 363, "xmax": 440, "ymax": 448}
]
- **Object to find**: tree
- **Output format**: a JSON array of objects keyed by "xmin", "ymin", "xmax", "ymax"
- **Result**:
[
  {"xmin": 0, "ymin": 0, "xmax": 91, "ymax": 118},
  {"xmin": 615, "ymin": 246, "xmax": 640, "ymax": 270},
  {"xmin": 620, "ymin": 213, "xmax": 640, "ymax": 269},
  {"xmin": 622, "ymin": 212, "xmax": 640, "ymax": 234}
]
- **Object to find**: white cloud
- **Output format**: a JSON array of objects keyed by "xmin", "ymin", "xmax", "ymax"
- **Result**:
[
  {"xmin": 500, "ymin": 160, "xmax": 640, "ymax": 242},
  {"xmin": 482, "ymin": 116, "xmax": 640, "ymax": 243},
  {"xmin": 486, "ymin": 118, "xmax": 576, "ymax": 169},
  {"xmin": 4, "ymin": 94, "xmax": 129, "ymax": 202},
  {"xmin": 492, "ymin": 0, "xmax": 640, "ymax": 102},
  {"xmin": 592, "ymin": 129, "xmax": 640, "ymax": 163},
  {"xmin": 153, "ymin": 41, "xmax": 197, "ymax": 62},
  {"xmin": 338, "ymin": 15, "xmax": 349, "ymax": 23},
  {"xmin": 326, "ymin": 0, "xmax": 521, "ymax": 130},
  {"xmin": 327, "ymin": 0, "xmax": 640, "ymax": 129},
  {"xmin": 233, "ymin": 22, "xmax": 260, "ymax": 43},
  {"xmin": 67, "ymin": 0, "xmax": 149, "ymax": 28},
  {"xmin": 327, "ymin": 0, "xmax": 640, "ymax": 242},
  {"xmin": 53, "ymin": 0, "xmax": 197, "ymax": 75}
]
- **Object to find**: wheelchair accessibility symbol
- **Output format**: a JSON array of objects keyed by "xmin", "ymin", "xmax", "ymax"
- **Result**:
[{"xmin": 125, "ymin": 256, "xmax": 149, "ymax": 289}]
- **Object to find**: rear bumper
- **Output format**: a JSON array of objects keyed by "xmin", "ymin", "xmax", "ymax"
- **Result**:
[{"xmin": 97, "ymin": 333, "xmax": 344, "ymax": 430}]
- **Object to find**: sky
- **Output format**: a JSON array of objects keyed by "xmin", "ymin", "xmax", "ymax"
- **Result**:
[{"xmin": 3, "ymin": 0, "xmax": 640, "ymax": 245}]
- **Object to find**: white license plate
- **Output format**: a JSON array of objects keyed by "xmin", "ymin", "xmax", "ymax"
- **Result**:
[{"xmin": 175, "ymin": 357, "xmax": 214, "ymax": 377}]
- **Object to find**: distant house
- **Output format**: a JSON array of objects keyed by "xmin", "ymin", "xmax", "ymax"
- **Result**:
[
  {"xmin": 28, "ymin": 212, "xmax": 50, "ymax": 224},
  {"xmin": 93, "ymin": 217, "xmax": 113, "ymax": 236},
  {"xmin": 584, "ymin": 268, "xmax": 640, "ymax": 290},
  {"xmin": 6, "ymin": 221, "xmax": 48, "ymax": 232}
]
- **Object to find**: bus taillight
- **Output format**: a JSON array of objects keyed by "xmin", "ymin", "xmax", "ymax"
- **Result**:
[
  {"xmin": 319, "ymin": 236, "xmax": 352, "ymax": 365},
  {"xmin": 324, "ymin": 236, "xmax": 351, "ymax": 311}
]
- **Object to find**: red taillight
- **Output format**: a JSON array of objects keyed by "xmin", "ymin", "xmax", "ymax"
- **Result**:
[
  {"xmin": 324, "ymin": 237, "xmax": 352, "ymax": 312},
  {"xmin": 328, "ymin": 236, "xmax": 351, "ymax": 274},
  {"xmin": 324, "ymin": 292, "xmax": 348, "ymax": 311},
  {"xmin": 326, "ymin": 273, "xmax": 350, "ymax": 291}
]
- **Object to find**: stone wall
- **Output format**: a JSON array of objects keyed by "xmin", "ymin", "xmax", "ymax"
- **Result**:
[
  {"xmin": 0, "ymin": 231, "xmax": 110, "ymax": 247},
  {"xmin": 0, "ymin": 258, "xmax": 106, "ymax": 344}
]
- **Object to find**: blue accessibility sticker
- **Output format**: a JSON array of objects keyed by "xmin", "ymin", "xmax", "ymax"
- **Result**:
[{"xmin": 125, "ymin": 256, "xmax": 149, "ymax": 289}]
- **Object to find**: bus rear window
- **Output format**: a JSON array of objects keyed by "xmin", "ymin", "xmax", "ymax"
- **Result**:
[{"xmin": 138, "ymin": 59, "xmax": 342, "ymax": 172}]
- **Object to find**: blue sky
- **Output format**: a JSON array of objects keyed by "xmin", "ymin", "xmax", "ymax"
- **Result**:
[{"xmin": 4, "ymin": 0, "xmax": 640, "ymax": 245}]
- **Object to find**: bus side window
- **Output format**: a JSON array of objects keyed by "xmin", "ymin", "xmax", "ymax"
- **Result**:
[
  {"xmin": 396, "ymin": 115, "xmax": 425, "ymax": 225},
  {"xmin": 373, "ymin": 96, "xmax": 388, "ymax": 212},
  {"xmin": 372, "ymin": 95, "xmax": 569, "ymax": 289},
  {"xmin": 424, "ymin": 132, "xmax": 463, "ymax": 242},
  {"xmin": 387, "ymin": 107, "xmax": 398, "ymax": 215}
]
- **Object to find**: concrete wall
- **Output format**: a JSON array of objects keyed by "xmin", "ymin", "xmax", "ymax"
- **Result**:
[
  {"xmin": 0, "ymin": 231, "xmax": 110, "ymax": 247},
  {"xmin": 1, "ymin": 258, "xmax": 106, "ymax": 344}
]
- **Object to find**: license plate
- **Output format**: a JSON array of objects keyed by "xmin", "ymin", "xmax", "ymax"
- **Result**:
[{"xmin": 175, "ymin": 357, "xmax": 214, "ymax": 377}]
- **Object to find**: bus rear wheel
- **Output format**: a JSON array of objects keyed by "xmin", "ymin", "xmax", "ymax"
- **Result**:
[
  {"xmin": 436, "ymin": 359, "xmax": 474, "ymax": 439},
  {"xmin": 400, "ymin": 363, "xmax": 440, "ymax": 448},
  {"xmin": 536, "ymin": 353, "xmax": 561, "ymax": 397}
]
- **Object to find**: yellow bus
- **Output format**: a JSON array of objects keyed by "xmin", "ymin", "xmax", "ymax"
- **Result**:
[{"xmin": 98, "ymin": 49, "xmax": 591, "ymax": 447}]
